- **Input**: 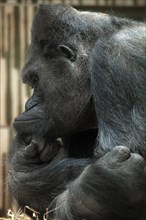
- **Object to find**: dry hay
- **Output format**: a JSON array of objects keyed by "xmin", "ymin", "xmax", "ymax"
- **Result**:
[{"xmin": 0, "ymin": 206, "xmax": 61, "ymax": 220}]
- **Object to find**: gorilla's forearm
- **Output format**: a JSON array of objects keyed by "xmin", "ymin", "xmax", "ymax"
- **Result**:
[
  {"xmin": 8, "ymin": 136, "xmax": 91, "ymax": 213},
  {"xmin": 54, "ymin": 147, "xmax": 146, "ymax": 220},
  {"xmin": 8, "ymin": 159, "xmax": 89, "ymax": 210},
  {"xmin": 8, "ymin": 136, "xmax": 146, "ymax": 220}
]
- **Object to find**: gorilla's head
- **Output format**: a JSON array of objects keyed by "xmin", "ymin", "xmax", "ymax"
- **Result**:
[{"xmin": 14, "ymin": 4, "xmax": 109, "ymax": 138}]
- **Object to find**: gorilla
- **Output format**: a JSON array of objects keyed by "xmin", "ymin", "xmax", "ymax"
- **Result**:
[{"xmin": 8, "ymin": 4, "xmax": 146, "ymax": 220}]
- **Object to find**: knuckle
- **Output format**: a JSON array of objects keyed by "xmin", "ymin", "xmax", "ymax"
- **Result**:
[
  {"xmin": 111, "ymin": 146, "xmax": 130, "ymax": 160},
  {"xmin": 131, "ymin": 153, "xmax": 145, "ymax": 166},
  {"xmin": 114, "ymin": 146, "xmax": 130, "ymax": 154}
]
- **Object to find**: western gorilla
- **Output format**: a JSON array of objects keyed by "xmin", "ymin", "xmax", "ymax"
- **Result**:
[{"xmin": 8, "ymin": 4, "xmax": 146, "ymax": 220}]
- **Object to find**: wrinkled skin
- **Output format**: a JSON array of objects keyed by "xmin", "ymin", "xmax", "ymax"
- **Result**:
[{"xmin": 8, "ymin": 4, "xmax": 146, "ymax": 220}]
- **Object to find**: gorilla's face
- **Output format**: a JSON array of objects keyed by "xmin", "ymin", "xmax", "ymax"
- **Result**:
[
  {"xmin": 13, "ymin": 5, "xmax": 96, "ymax": 138},
  {"xmin": 13, "ymin": 4, "xmax": 109, "ymax": 138}
]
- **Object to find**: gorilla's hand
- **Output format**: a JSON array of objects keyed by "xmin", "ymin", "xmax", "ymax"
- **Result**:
[
  {"xmin": 24, "ymin": 137, "xmax": 65, "ymax": 163},
  {"xmin": 96, "ymin": 146, "xmax": 146, "ymax": 199},
  {"xmin": 9, "ymin": 134, "xmax": 65, "ymax": 165},
  {"xmin": 55, "ymin": 146, "xmax": 146, "ymax": 219},
  {"xmin": 8, "ymin": 135, "xmax": 90, "ymax": 213}
]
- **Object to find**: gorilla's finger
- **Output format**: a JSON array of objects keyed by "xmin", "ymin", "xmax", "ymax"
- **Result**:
[
  {"xmin": 39, "ymin": 140, "xmax": 60, "ymax": 162},
  {"xmin": 108, "ymin": 146, "xmax": 131, "ymax": 163},
  {"xmin": 31, "ymin": 138, "xmax": 46, "ymax": 152},
  {"xmin": 128, "ymin": 153, "xmax": 145, "ymax": 169},
  {"xmin": 24, "ymin": 141, "xmax": 38, "ymax": 157}
]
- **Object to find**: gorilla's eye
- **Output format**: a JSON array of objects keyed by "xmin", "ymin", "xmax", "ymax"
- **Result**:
[{"xmin": 57, "ymin": 44, "xmax": 76, "ymax": 62}]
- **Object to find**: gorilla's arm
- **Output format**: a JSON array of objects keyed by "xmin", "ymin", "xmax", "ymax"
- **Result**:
[
  {"xmin": 8, "ymin": 136, "xmax": 146, "ymax": 220},
  {"xmin": 91, "ymin": 24, "xmax": 146, "ymax": 158},
  {"xmin": 55, "ymin": 147, "xmax": 146, "ymax": 220},
  {"xmin": 8, "ymin": 135, "xmax": 91, "ymax": 213}
]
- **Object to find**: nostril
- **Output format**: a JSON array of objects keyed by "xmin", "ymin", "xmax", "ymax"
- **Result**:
[
  {"xmin": 22, "ymin": 69, "xmax": 39, "ymax": 87},
  {"xmin": 31, "ymin": 74, "xmax": 39, "ymax": 85}
]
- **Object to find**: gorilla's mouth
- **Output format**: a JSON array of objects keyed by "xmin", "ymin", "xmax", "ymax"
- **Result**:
[
  {"xmin": 14, "ymin": 111, "xmax": 42, "ymax": 122},
  {"xmin": 13, "ymin": 108, "xmax": 43, "ymax": 133}
]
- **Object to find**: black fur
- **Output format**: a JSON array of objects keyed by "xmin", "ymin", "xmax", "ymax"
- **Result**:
[{"xmin": 8, "ymin": 4, "xmax": 146, "ymax": 220}]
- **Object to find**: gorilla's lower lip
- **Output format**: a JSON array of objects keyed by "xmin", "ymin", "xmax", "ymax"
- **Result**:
[
  {"xmin": 14, "ymin": 111, "xmax": 43, "ymax": 123},
  {"xmin": 14, "ymin": 118, "xmax": 41, "ymax": 122},
  {"xmin": 13, "ymin": 118, "xmax": 42, "ymax": 129},
  {"xmin": 13, "ymin": 116, "xmax": 43, "ymax": 133},
  {"xmin": 13, "ymin": 114, "xmax": 43, "ymax": 129}
]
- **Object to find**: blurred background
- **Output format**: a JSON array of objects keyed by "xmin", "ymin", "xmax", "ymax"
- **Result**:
[{"xmin": 0, "ymin": 0, "xmax": 146, "ymax": 217}]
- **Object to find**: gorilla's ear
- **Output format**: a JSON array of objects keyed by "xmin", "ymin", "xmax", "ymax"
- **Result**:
[{"xmin": 58, "ymin": 45, "xmax": 76, "ymax": 62}]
